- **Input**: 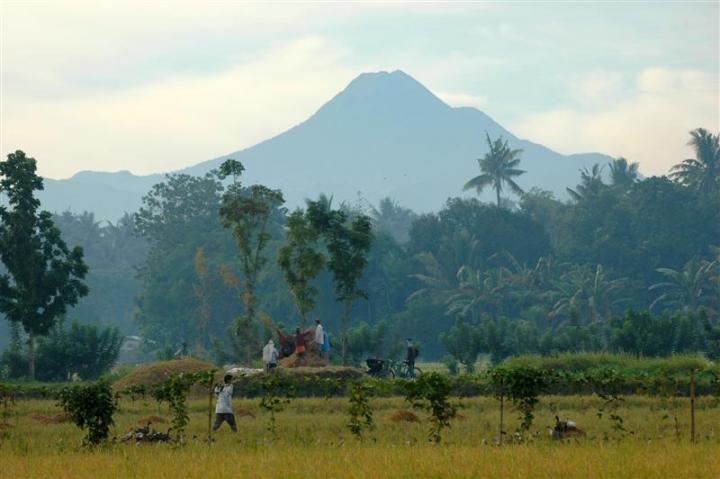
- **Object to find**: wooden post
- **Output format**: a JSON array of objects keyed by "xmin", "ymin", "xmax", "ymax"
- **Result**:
[
  {"xmin": 207, "ymin": 385, "xmax": 213, "ymax": 442},
  {"xmin": 690, "ymin": 368, "xmax": 696, "ymax": 444},
  {"xmin": 499, "ymin": 380, "xmax": 504, "ymax": 446}
]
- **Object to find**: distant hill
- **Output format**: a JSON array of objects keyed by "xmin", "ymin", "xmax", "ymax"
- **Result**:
[{"xmin": 39, "ymin": 70, "xmax": 612, "ymax": 221}]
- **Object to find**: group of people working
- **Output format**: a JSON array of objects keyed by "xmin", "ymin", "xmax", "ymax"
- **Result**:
[
  {"xmin": 213, "ymin": 320, "xmax": 330, "ymax": 433},
  {"xmin": 261, "ymin": 319, "xmax": 329, "ymax": 372}
]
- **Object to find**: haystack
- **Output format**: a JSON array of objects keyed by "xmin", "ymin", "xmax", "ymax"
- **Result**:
[{"xmin": 114, "ymin": 358, "xmax": 217, "ymax": 390}]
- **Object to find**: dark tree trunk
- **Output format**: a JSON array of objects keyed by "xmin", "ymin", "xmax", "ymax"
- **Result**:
[
  {"xmin": 27, "ymin": 333, "xmax": 36, "ymax": 380},
  {"xmin": 341, "ymin": 300, "xmax": 352, "ymax": 366}
]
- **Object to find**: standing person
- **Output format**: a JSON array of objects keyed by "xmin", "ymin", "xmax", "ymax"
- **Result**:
[
  {"xmin": 212, "ymin": 374, "xmax": 237, "ymax": 432},
  {"xmin": 321, "ymin": 330, "xmax": 330, "ymax": 361},
  {"xmin": 263, "ymin": 339, "xmax": 278, "ymax": 372},
  {"xmin": 294, "ymin": 327, "xmax": 307, "ymax": 362},
  {"xmin": 314, "ymin": 319, "xmax": 324, "ymax": 352},
  {"xmin": 406, "ymin": 338, "xmax": 418, "ymax": 372}
]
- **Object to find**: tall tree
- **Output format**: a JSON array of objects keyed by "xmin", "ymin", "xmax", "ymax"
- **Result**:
[
  {"xmin": 671, "ymin": 128, "xmax": 720, "ymax": 195},
  {"xmin": 134, "ymin": 172, "xmax": 228, "ymax": 347},
  {"xmin": 608, "ymin": 157, "xmax": 639, "ymax": 189},
  {"xmin": 0, "ymin": 151, "xmax": 88, "ymax": 378},
  {"xmin": 307, "ymin": 199, "xmax": 373, "ymax": 364},
  {"xmin": 218, "ymin": 159, "xmax": 285, "ymax": 361},
  {"xmin": 649, "ymin": 256, "xmax": 718, "ymax": 315},
  {"xmin": 463, "ymin": 133, "xmax": 526, "ymax": 207},
  {"xmin": 370, "ymin": 197, "xmax": 417, "ymax": 243},
  {"xmin": 278, "ymin": 209, "xmax": 325, "ymax": 327},
  {"xmin": 566, "ymin": 164, "xmax": 606, "ymax": 201}
]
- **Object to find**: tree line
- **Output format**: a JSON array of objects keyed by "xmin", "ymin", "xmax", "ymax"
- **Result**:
[{"xmin": 1, "ymin": 127, "xmax": 718, "ymax": 379}]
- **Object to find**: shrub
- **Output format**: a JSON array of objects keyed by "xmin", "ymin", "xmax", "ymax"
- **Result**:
[
  {"xmin": 404, "ymin": 373, "xmax": 458, "ymax": 444},
  {"xmin": 347, "ymin": 379, "xmax": 375, "ymax": 440},
  {"xmin": 259, "ymin": 373, "xmax": 295, "ymax": 439},
  {"xmin": 57, "ymin": 381, "xmax": 116, "ymax": 446},
  {"xmin": 150, "ymin": 372, "xmax": 202, "ymax": 442}
]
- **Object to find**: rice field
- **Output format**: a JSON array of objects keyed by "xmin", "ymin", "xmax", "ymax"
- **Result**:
[{"xmin": 1, "ymin": 394, "xmax": 719, "ymax": 478}]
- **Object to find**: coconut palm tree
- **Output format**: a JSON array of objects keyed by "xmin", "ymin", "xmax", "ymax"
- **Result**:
[
  {"xmin": 446, "ymin": 265, "xmax": 511, "ymax": 319},
  {"xmin": 370, "ymin": 197, "xmax": 417, "ymax": 243},
  {"xmin": 649, "ymin": 256, "xmax": 718, "ymax": 314},
  {"xmin": 406, "ymin": 252, "xmax": 457, "ymax": 305},
  {"xmin": 464, "ymin": 133, "xmax": 526, "ymax": 207},
  {"xmin": 549, "ymin": 264, "xmax": 629, "ymax": 323},
  {"xmin": 608, "ymin": 157, "xmax": 639, "ymax": 189},
  {"xmin": 670, "ymin": 128, "xmax": 720, "ymax": 195},
  {"xmin": 566, "ymin": 164, "xmax": 606, "ymax": 201}
]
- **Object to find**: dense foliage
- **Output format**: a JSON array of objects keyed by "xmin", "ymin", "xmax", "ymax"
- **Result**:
[
  {"xmin": 0, "ymin": 151, "xmax": 89, "ymax": 378},
  {"xmin": 2, "ymin": 129, "xmax": 718, "ymax": 370}
]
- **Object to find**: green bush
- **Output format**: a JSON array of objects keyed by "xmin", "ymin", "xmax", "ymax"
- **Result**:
[{"xmin": 58, "ymin": 381, "xmax": 116, "ymax": 446}]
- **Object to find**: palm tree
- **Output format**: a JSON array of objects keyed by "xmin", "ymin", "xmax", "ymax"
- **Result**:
[
  {"xmin": 406, "ymin": 252, "xmax": 456, "ymax": 305},
  {"xmin": 446, "ymin": 265, "xmax": 510, "ymax": 319},
  {"xmin": 649, "ymin": 256, "xmax": 718, "ymax": 314},
  {"xmin": 670, "ymin": 128, "xmax": 720, "ymax": 195},
  {"xmin": 566, "ymin": 164, "xmax": 606, "ymax": 201},
  {"xmin": 370, "ymin": 197, "xmax": 417, "ymax": 243},
  {"xmin": 464, "ymin": 133, "xmax": 526, "ymax": 207},
  {"xmin": 608, "ymin": 157, "xmax": 639, "ymax": 189},
  {"xmin": 549, "ymin": 264, "xmax": 628, "ymax": 323}
]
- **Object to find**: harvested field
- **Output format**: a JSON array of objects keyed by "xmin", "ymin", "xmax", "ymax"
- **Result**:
[{"xmin": 1, "ymin": 395, "xmax": 719, "ymax": 478}]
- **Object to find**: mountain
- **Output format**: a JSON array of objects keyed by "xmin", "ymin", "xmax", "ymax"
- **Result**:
[{"xmin": 38, "ymin": 70, "xmax": 611, "ymax": 220}]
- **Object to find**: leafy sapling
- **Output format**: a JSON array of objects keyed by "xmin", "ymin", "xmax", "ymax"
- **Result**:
[
  {"xmin": 58, "ymin": 381, "xmax": 117, "ymax": 447},
  {"xmin": 404, "ymin": 373, "xmax": 458, "ymax": 444},
  {"xmin": 347, "ymin": 379, "xmax": 376, "ymax": 441}
]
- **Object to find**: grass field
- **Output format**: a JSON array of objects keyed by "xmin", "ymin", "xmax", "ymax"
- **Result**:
[{"xmin": 1, "ymin": 394, "xmax": 719, "ymax": 478}]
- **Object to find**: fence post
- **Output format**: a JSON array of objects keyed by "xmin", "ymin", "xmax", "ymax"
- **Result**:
[
  {"xmin": 498, "ymin": 379, "xmax": 504, "ymax": 445},
  {"xmin": 208, "ymin": 386, "xmax": 213, "ymax": 442},
  {"xmin": 690, "ymin": 368, "xmax": 696, "ymax": 444}
]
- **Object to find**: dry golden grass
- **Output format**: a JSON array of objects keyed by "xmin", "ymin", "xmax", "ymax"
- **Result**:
[{"xmin": 1, "ymin": 395, "xmax": 718, "ymax": 478}]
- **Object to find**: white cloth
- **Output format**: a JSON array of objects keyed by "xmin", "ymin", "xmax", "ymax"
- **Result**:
[
  {"xmin": 226, "ymin": 367, "xmax": 263, "ymax": 377},
  {"xmin": 262, "ymin": 342, "xmax": 278, "ymax": 364},
  {"xmin": 314, "ymin": 324, "xmax": 324, "ymax": 344},
  {"xmin": 214, "ymin": 384, "xmax": 234, "ymax": 414}
]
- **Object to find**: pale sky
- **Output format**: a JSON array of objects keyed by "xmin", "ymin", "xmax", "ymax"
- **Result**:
[{"xmin": 1, "ymin": 1, "xmax": 718, "ymax": 179}]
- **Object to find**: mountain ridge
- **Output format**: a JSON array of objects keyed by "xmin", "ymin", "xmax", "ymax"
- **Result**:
[{"xmin": 37, "ymin": 70, "xmax": 612, "ymax": 220}]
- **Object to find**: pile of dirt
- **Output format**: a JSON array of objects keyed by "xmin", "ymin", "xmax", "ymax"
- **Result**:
[
  {"xmin": 136, "ymin": 415, "xmax": 167, "ymax": 425},
  {"xmin": 388, "ymin": 410, "xmax": 420, "ymax": 423},
  {"xmin": 114, "ymin": 358, "xmax": 217, "ymax": 391},
  {"xmin": 32, "ymin": 412, "xmax": 72, "ymax": 424},
  {"xmin": 234, "ymin": 407, "xmax": 256, "ymax": 418}
]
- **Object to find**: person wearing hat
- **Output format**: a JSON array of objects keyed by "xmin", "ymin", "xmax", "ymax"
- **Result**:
[{"xmin": 263, "ymin": 339, "xmax": 279, "ymax": 372}]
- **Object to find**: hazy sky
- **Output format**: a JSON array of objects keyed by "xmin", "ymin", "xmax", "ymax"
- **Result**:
[{"xmin": 1, "ymin": 1, "xmax": 718, "ymax": 179}]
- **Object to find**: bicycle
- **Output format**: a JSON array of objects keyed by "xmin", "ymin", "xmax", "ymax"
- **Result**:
[{"xmin": 366, "ymin": 358, "xmax": 422, "ymax": 379}]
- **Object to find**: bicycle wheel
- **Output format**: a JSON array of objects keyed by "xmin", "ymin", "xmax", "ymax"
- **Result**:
[{"xmin": 412, "ymin": 366, "xmax": 423, "ymax": 377}]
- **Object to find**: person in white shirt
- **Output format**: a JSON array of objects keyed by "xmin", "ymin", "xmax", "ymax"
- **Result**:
[
  {"xmin": 212, "ymin": 374, "xmax": 237, "ymax": 432},
  {"xmin": 262, "ymin": 339, "xmax": 278, "ymax": 372},
  {"xmin": 314, "ymin": 320, "xmax": 324, "ymax": 352}
]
